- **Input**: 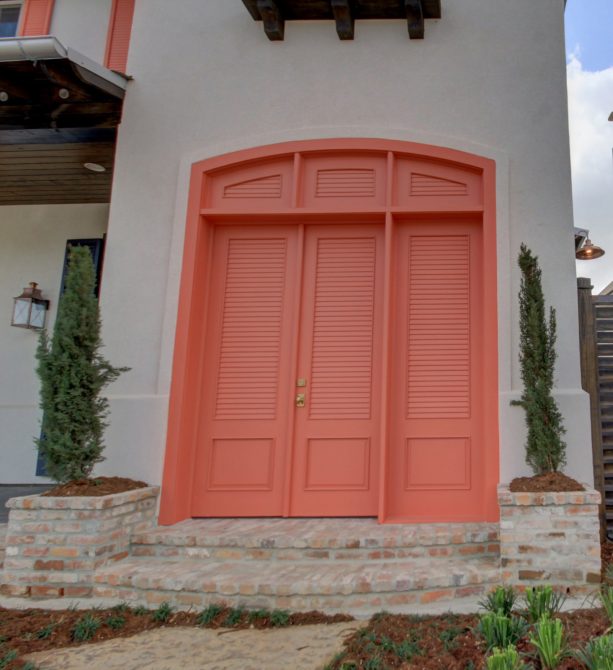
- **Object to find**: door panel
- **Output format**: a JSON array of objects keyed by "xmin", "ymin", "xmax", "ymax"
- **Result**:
[
  {"xmin": 290, "ymin": 225, "xmax": 384, "ymax": 516},
  {"xmin": 388, "ymin": 221, "xmax": 484, "ymax": 521},
  {"xmin": 192, "ymin": 226, "xmax": 299, "ymax": 516}
]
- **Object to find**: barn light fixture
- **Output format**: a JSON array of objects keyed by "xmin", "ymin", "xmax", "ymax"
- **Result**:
[
  {"xmin": 576, "ymin": 238, "xmax": 605, "ymax": 260},
  {"xmin": 83, "ymin": 162, "xmax": 106, "ymax": 173},
  {"xmin": 11, "ymin": 282, "xmax": 49, "ymax": 330}
]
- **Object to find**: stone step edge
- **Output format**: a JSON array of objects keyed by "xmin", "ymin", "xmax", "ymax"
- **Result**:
[{"xmin": 93, "ymin": 557, "xmax": 501, "ymax": 596}]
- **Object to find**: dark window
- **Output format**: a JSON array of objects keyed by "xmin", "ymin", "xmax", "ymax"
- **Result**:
[{"xmin": 0, "ymin": 5, "xmax": 21, "ymax": 38}]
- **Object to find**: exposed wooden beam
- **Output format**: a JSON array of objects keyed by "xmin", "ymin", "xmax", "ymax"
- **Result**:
[
  {"xmin": 331, "ymin": 0, "xmax": 354, "ymax": 40},
  {"xmin": 256, "ymin": 0, "xmax": 285, "ymax": 41},
  {"xmin": 405, "ymin": 0, "xmax": 424, "ymax": 39}
]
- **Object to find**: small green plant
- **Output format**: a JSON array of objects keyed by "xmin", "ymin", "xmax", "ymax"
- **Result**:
[
  {"xmin": 529, "ymin": 615, "xmax": 568, "ymax": 669},
  {"xmin": 105, "ymin": 614, "xmax": 126, "ymax": 630},
  {"xmin": 575, "ymin": 634, "xmax": 613, "ymax": 670},
  {"xmin": 394, "ymin": 637, "xmax": 422, "ymax": 660},
  {"xmin": 476, "ymin": 612, "xmax": 529, "ymax": 651},
  {"xmin": 111, "ymin": 602, "xmax": 130, "ymax": 614},
  {"xmin": 486, "ymin": 645, "xmax": 528, "ymax": 670},
  {"xmin": 132, "ymin": 605, "xmax": 148, "ymax": 616},
  {"xmin": 364, "ymin": 657, "xmax": 382, "ymax": 670},
  {"xmin": 480, "ymin": 586, "xmax": 518, "ymax": 616},
  {"xmin": 522, "ymin": 586, "xmax": 566, "ymax": 623},
  {"xmin": 223, "ymin": 607, "xmax": 245, "ymax": 627},
  {"xmin": 439, "ymin": 626, "xmax": 463, "ymax": 651},
  {"xmin": 22, "ymin": 663, "xmax": 39, "ymax": 670},
  {"xmin": 270, "ymin": 609, "xmax": 290, "ymax": 627},
  {"xmin": 599, "ymin": 585, "xmax": 613, "ymax": 626},
  {"xmin": 72, "ymin": 613, "xmax": 101, "ymax": 642},
  {"xmin": 35, "ymin": 623, "xmax": 55, "ymax": 640},
  {"xmin": 0, "ymin": 650, "xmax": 18, "ymax": 670},
  {"xmin": 152, "ymin": 601, "xmax": 173, "ymax": 623},
  {"xmin": 197, "ymin": 604, "xmax": 224, "ymax": 626}
]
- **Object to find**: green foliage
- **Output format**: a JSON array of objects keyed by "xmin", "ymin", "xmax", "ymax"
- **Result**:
[
  {"xmin": 35, "ymin": 246, "xmax": 129, "ymax": 483},
  {"xmin": 599, "ymin": 585, "xmax": 613, "ymax": 626},
  {"xmin": 151, "ymin": 602, "xmax": 173, "ymax": 623},
  {"xmin": 105, "ymin": 614, "xmax": 126, "ymax": 630},
  {"xmin": 270, "ymin": 609, "xmax": 290, "ymax": 627},
  {"xmin": 34, "ymin": 623, "xmax": 55, "ymax": 640},
  {"xmin": 71, "ymin": 613, "xmax": 101, "ymax": 642},
  {"xmin": 223, "ymin": 607, "xmax": 245, "ymax": 627},
  {"xmin": 132, "ymin": 605, "xmax": 148, "ymax": 616},
  {"xmin": 197, "ymin": 604, "xmax": 224, "ymax": 626},
  {"xmin": 21, "ymin": 663, "xmax": 39, "ymax": 670},
  {"xmin": 476, "ymin": 612, "xmax": 529, "ymax": 651},
  {"xmin": 480, "ymin": 586, "xmax": 518, "ymax": 617},
  {"xmin": 522, "ymin": 586, "xmax": 566, "ymax": 623},
  {"xmin": 0, "ymin": 650, "xmax": 18, "ymax": 670},
  {"xmin": 512, "ymin": 244, "xmax": 566, "ymax": 474},
  {"xmin": 529, "ymin": 615, "xmax": 568, "ymax": 669},
  {"xmin": 486, "ymin": 645, "xmax": 528, "ymax": 670},
  {"xmin": 574, "ymin": 634, "xmax": 613, "ymax": 670}
]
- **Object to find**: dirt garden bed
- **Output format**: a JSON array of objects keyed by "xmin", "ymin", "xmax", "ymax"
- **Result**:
[{"xmin": 41, "ymin": 477, "xmax": 148, "ymax": 497}]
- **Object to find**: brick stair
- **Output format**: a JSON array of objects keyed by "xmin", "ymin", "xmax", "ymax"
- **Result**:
[{"xmin": 93, "ymin": 519, "xmax": 501, "ymax": 613}]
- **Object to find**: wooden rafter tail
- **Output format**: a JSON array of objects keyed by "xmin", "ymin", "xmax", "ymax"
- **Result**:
[
  {"xmin": 331, "ymin": 0, "xmax": 355, "ymax": 40},
  {"xmin": 422, "ymin": 0, "xmax": 441, "ymax": 19},
  {"xmin": 256, "ymin": 0, "xmax": 285, "ymax": 41},
  {"xmin": 405, "ymin": 0, "xmax": 424, "ymax": 39}
]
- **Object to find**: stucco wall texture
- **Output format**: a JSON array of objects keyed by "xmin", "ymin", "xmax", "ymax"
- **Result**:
[{"xmin": 1, "ymin": 0, "xmax": 592, "ymax": 491}]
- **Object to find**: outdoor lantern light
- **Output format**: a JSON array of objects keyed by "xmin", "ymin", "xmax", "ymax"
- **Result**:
[
  {"xmin": 576, "ymin": 238, "xmax": 605, "ymax": 260},
  {"xmin": 11, "ymin": 282, "xmax": 49, "ymax": 330}
]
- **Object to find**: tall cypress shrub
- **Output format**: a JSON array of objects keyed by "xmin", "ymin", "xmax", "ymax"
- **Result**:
[
  {"xmin": 512, "ymin": 243, "xmax": 566, "ymax": 474},
  {"xmin": 35, "ymin": 246, "xmax": 128, "ymax": 482}
]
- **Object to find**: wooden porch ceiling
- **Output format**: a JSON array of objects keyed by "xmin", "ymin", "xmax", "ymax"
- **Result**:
[
  {"xmin": 0, "ymin": 56, "xmax": 123, "ymax": 205},
  {"xmin": 242, "ymin": 0, "xmax": 441, "ymax": 40}
]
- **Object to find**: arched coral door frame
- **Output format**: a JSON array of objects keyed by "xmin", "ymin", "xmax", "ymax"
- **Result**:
[{"xmin": 159, "ymin": 138, "xmax": 498, "ymax": 525}]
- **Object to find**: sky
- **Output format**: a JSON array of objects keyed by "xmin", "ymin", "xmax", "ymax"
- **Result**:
[{"xmin": 565, "ymin": 0, "xmax": 613, "ymax": 292}]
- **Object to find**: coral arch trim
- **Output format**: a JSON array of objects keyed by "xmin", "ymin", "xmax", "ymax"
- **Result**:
[{"xmin": 159, "ymin": 138, "xmax": 499, "ymax": 525}]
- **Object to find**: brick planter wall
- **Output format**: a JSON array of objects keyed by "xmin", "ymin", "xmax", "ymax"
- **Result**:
[
  {"xmin": 0, "ymin": 486, "xmax": 159, "ymax": 598},
  {"xmin": 498, "ymin": 484, "xmax": 601, "ymax": 594}
]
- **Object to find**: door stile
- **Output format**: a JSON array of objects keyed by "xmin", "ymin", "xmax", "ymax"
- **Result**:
[
  {"xmin": 282, "ymin": 222, "xmax": 305, "ymax": 517},
  {"xmin": 378, "ymin": 209, "xmax": 394, "ymax": 522}
]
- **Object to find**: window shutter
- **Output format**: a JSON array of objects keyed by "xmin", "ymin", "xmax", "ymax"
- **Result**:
[
  {"xmin": 104, "ymin": 0, "xmax": 135, "ymax": 73},
  {"xmin": 19, "ymin": 0, "xmax": 54, "ymax": 36}
]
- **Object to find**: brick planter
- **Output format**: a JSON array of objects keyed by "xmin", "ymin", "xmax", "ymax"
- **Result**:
[
  {"xmin": 498, "ymin": 484, "xmax": 601, "ymax": 594},
  {"xmin": 1, "ymin": 486, "xmax": 159, "ymax": 598}
]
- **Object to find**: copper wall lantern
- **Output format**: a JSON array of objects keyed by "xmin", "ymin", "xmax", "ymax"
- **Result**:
[{"xmin": 11, "ymin": 282, "xmax": 49, "ymax": 330}]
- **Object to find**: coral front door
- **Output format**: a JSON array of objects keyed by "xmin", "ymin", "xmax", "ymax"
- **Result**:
[{"xmin": 192, "ymin": 224, "xmax": 383, "ymax": 517}]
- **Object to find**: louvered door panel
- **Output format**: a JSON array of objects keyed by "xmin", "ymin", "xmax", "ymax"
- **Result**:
[
  {"xmin": 291, "ymin": 225, "xmax": 384, "ymax": 516},
  {"xmin": 389, "ymin": 221, "xmax": 484, "ymax": 522},
  {"xmin": 193, "ymin": 226, "xmax": 299, "ymax": 517}
]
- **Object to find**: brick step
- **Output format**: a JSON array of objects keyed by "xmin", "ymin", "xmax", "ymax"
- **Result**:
[
  {"xmin": 131, "ymin": 519, "xmax": 499, "ymax": 562},
  {"xmin": 94, "ymin": 555, "xmax": 501, "ymax": 614}
]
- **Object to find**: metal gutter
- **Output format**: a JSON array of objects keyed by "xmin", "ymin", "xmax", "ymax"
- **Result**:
[{"xmin": 0, "ymin": 36, "xmax": 128, "ymax": 98}]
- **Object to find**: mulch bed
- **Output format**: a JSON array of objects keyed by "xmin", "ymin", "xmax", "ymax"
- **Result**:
[
  {"xmin": 509, "ymin": 472, "xmax": 584, "ymax": 492},
  {"xmin": 327, "ymin": 608, "xmax": 611, "ymax": 670},
  {"xmin": 0, "ymin": 604, "xmax": 352, "ymax": 669},
  {"xmin": 42, "ymin": 477, "xmax": 148, "ymax": 497}
]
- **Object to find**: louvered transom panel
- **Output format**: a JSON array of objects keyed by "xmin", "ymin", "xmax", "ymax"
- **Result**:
[
  {"xmin": 316, "ymin": 169, "xmax": 376, "ymax": 198},
  {"xmin": 410, "ymin": 173, "xmax": 468, "ymax": 196},
  {"xmin": 407, "ymin": 236, "xmax": 470, "ymax": 418},
  {"xmin": 223, "ymin": 175, "xmax": 282, "ymax": 199},
  {"xmin": 215, "ymin": 238, "xmax": 287, "ymax": 419},
  {"xmin": 310, "ymin": 238, "xmax": 376, "ymax": 419}
]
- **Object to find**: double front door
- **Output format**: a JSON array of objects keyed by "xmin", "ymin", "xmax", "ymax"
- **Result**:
[
  {"xmin": 192, "ymin": 220, "xmax": 484, "ymax": 520},
  {"xmin": 192, "ymin": 224, "xmax": 384, "ymax": 516}
]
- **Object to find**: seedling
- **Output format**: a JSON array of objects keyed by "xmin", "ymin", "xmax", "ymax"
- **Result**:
[
  {"xmin": 599, "ymin": 585, "xmax": 613, "ymax": 627},
  {"xmin": 71, "ymin": 613, "xmax": 101, "ymax": 642},
  {"xmin": 105, "ymin": 614, "xmax": 126, "ymax": 630},
  {"xmin": 0, "ymin": 650, "xmax": 18, "ymax": 670},
  {"xmin": 197, "ymin": 604, "xmax": 224, "ymax": 626},
  {"xmin": 529, "ymin": 615, "xmax": 568, "ymax": 669},
  {"xmin": 152, "ymin": 601, "xmax": 173, "ymax": 623},
  {"xmin": 574, "ymin": 633, "xmax": 613, "ymax": 670},
  {"xmin": 475, "ymin": 612, "xmax": 528, "ymax": 651},
  {"xmin": 223, "ymin": 606, "xmax": 245, "ymax": 627},
  {"xmin": 522, "ymin": 586, "xmax": 566, "ymax": 623},
  {"xmin": 132, "ymin": 605, "xmax": 149, "ymax": 616},
  {"xmin": 486, "ymin": 645, "xmax": 528, "ymax": 670},
  {"xmin": 35, "ymin": 624, "xmax": 55, "ymax": 640},
  {"xmin": 270, "ymin": 609, "xmax": 290, "ymax": 627},
  {"xmin": 480, "ymin": 586, "xmax": 518, "ymax": 617}
]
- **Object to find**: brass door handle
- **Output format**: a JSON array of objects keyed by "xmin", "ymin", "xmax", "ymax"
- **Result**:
[{"xmin": 296, "ymin": 393, "xmax": 306, "ymax": 408}]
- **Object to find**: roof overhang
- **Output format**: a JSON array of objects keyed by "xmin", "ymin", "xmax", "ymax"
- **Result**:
[
  {"xmin": 241, "ymin": 0, "xmax": 441, "ymax": 40},
  {"xmin": 0, "ymin": 37, "xmax": 128, "ymax": 205}
]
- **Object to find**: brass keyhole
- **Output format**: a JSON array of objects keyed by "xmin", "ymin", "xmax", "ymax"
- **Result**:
[{"xmin": 296, "ymin": 393, "xmax": 306, "ymax": 408}]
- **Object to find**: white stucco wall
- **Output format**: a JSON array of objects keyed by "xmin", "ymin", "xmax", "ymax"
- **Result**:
[
  {"xmin": 0, "ymin": 205, "xmax": 108, "ymax": 483},
  {"xmin": 95, "ymin": 0, "xmax": 592, "ymax": 489},
  {"xmin": 49, "ymin": 0, "xmax": 113, "ymax": 65}
]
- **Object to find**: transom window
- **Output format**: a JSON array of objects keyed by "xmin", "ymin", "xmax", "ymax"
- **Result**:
[{"xmin": 0, "ymin": 2, "xmax": 21, "ymax": 38}]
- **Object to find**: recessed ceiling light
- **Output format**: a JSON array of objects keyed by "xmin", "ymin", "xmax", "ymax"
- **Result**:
[{"xmin": 83, "ymin": 162, "xmax": 106, "ymax": 173}]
